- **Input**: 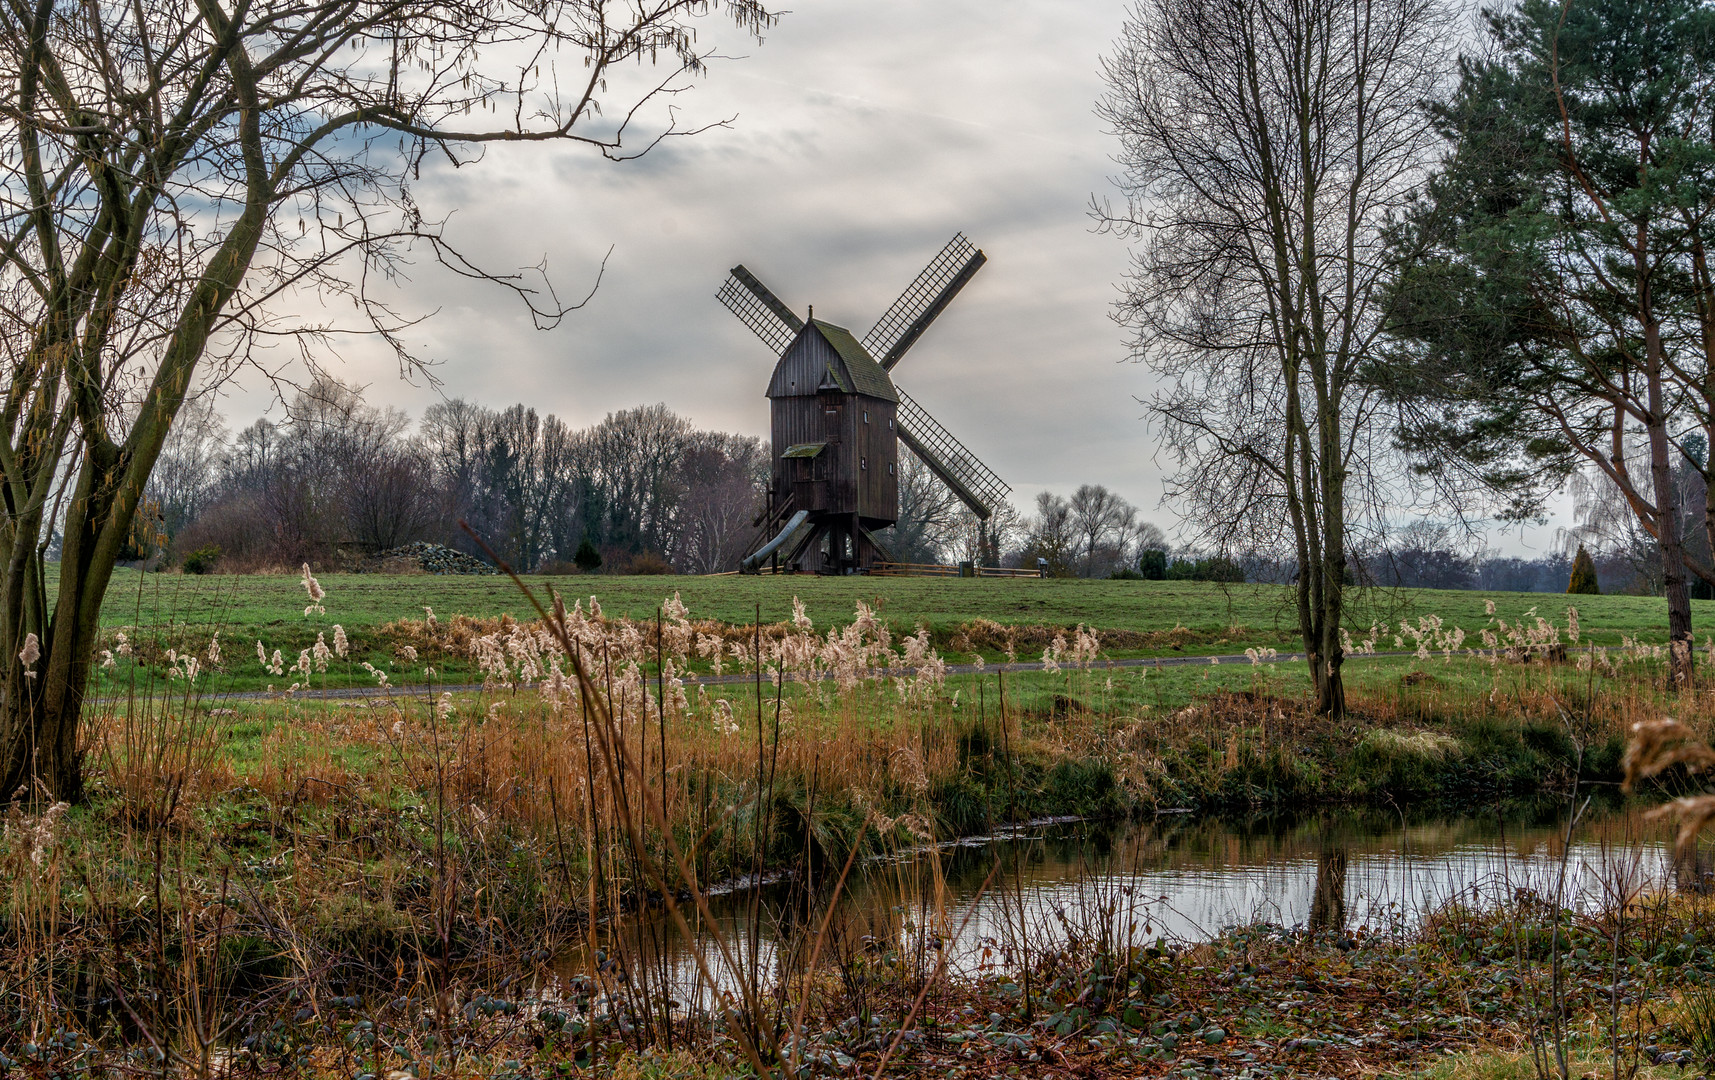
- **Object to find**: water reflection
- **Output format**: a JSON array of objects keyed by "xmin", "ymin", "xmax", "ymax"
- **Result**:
[{"xmin": 558, "ymin": 801, "xmax": 1674, "ymax": 998}]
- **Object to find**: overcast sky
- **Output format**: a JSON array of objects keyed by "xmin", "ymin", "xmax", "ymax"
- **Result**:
[{"xmin": 216, "ymin": 0, "xmax": 1569, "ymax": 556}]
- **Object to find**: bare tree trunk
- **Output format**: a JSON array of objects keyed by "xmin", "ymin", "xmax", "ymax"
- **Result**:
[
  {"xmin": 1648, "ymin": 415, "xmax": 1695, "ymax": 686},
  {"xmin": 1684, "ymin": 242, "xmax": 1715, "ymax": 596},
  {"xmin": 1644, "ymin": 305, "xmax": 1695, "ymax": 685},
  {"xmin": 1319, "ymin": 400, "xmax": 1349, "ymax": 717},
  {"xmin": 0, "ymin": 442, "xmax": 131, "ymax": 801}
]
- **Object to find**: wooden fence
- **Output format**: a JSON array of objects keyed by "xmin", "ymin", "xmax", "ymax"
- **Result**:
[{"xmin": 869, "ymin": 562, "xmax": 1041, "ymax": 578}]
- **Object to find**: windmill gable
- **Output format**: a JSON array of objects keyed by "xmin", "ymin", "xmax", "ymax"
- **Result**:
[{"xmin": 767, "ymin": 321, "xmax": 898, "ymax": 403}]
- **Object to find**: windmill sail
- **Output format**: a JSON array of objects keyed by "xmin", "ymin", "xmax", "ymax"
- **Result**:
[
  {"xmin": 894, "ymin": 387, "xmax": 1010, "ymax": 519},
  {"xmin": 717, "ymin": 265, "xmax": 805, "ymax": 355},
  {"xmin": 863, "ymin": 233, "xmax": 987, "ymax": 370}
]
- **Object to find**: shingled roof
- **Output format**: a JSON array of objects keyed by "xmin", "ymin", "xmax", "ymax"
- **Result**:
[{"xmin": 810, "ymin": 320, "xmax": 898, "ymax": 403}]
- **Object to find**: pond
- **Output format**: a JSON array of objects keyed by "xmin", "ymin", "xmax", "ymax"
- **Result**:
[{"xmin": 557, "ymin": 800, "xmax": 1679, "ymax": 1001}]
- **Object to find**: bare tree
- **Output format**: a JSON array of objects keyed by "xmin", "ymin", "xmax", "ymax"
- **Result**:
[
  {"xmin": 342, "ymin": 444, "xmax": 439, "ymax": 552},
  {"xmin": 480, "ymin": 405, "xmax": 577, "ymax": 571},
  {"xmin": 952, "ymin": 501, "xmax": 1025, "ymax": 568},
  {"xmin": 145, "ymin": 393, "xmax": 229, "ymax": 540},
  {"xmin": 1097, "ymin": 0, "xmax": 1450, "ymax": 714},
  {"xmin": 583, "ymin": 403, "xmax": 693, "ymax": 558},
  {"xmin": 1368, "ymin": 519, "xmax": 1476, "ymax": 590},
  {"xmin": 1069, "ymin": 483, "xmax": 1136, "ymax": 576},
  {"xmin": 883, "ymin": 448, "xmax": 964, "ymax": 564},
  {"xmin": 1130, "ymin": 520, "xmax": 1168, "ymax": 555},
  {"xmin": 0, "ymin": 0, "xmax": 777, "ymax": 798},
  {"xmin": 286, "ymin": 376, "xmax": 413, "ymax": 550},
  {"xmin": 674, "ymin": 431, "xmax": 765, "ymax": 573},
  {"xmin": 1021, "ymin": 491, "xmax": 1078, "ymax": 576}
]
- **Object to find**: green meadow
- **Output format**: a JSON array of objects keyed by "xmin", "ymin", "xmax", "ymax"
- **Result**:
[
  {"xmin": 64, "ymin": 566, "xmax": 1710, "ymax": 693},
  {"xmin": 85, "ymin": 566, "xmax": 1707, "ymax": 640}
]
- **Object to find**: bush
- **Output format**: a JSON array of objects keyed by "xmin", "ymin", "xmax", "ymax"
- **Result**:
[
  {"xmin": 172, "ymin": 493, "xmax": 274, "ymax": 568},
  {"xmin": 572, "ymin": 537, "xmax": 602, "ymax": 573},
  {"xmin": 181, "ymin": 545, "xmax": 221, "ymax": 575},
  {"xmin": 1567, "ymin": 544, "xmax": 1600, "ymax": 594},
  {"xmin": 1166, "ymin": 555, "xmax": 1246, "ymax": 583},
  {"xmin": 622, "ymin": 552, "xmax": 674, "ymax": 575},
  {"xmin": 1109, "ymin": 568, "xmax": 1144, "ymax": 580},
  {"xmin": 1017, "ymin": 541, "xmax": 1074, "ymax": 577},
  {"xmin": 1138, "ymin": 548, "xmax": 1168, "ymax": 579}
]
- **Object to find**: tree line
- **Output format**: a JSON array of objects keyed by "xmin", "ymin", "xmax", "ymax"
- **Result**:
[
  {"xmin": 144, "ymin": 378, "xmax": 1189, "ymax": 578},
  {"xmin": 149, "ymin": 376, "xmax": 1631, "ymax": 595},
  {"xmin": 141, "ymin": 378, "xmax": 766, "ymax": 575}
]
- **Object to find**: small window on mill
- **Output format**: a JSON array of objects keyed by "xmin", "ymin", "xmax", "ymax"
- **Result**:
[
  {"xmin": 861, "ymin": 457, "xmax": 868, "ymax": 470},
  {"xmin": 887, "ymin": 462, "xmax": 895, "ymax": 475},
  {"xmin": 863, "ymin": 411, "xmax": 870, "ymax": 424}
]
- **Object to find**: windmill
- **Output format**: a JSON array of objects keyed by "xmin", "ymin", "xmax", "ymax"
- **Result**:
[{"xmin": 719, "ymin": 233, "xmax": 1010, "ymax": 574}]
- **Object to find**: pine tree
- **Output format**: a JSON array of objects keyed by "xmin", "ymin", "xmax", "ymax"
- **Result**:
[
  {"xmin": 1138, "ymin": 548, "xmax": 1168, "ymax": 580},
  {"xmin": 1567, "ymin": 545, "xmax": 1600, "ymax": 595},
  {"xmin": 573, "ymin": 537, "xmax": 602, "ymax": 574}
]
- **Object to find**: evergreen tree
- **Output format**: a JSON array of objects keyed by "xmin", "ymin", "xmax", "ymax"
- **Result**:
[
  {"xmin": 1374, "ymin": 0, "xmax": 1715, "ymax": 681},
  {"xmin": 1138, "ymin": 548, "xmax": 1168, "ymax": 580},
  {"xmin": 573, "ymin": 537, "xmax": 603, "ymax": 574},
  {"xmin": 1568, "ymin": 546, "xmax": 1600, "ymax": 596}
]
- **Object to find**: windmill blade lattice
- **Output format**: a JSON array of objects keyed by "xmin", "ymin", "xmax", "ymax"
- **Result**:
[
  {"xmin": 894, "ymin": 386, "xmax": 1010, "ymax": 519},
  {"xmin": 863, "ymin": 234, "xmax": 987, "ymax": 370},
  {"xmin": 717, "ymin": 265, "xmax": 804, "ymax": 355}
]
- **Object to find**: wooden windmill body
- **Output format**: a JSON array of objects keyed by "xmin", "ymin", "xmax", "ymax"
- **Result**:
[
  {"xmin": 720, "ymin": 235, "xmax": 1011, "ymax": 574},
  {"xmin": 767, "ymin": 320, "xmax": 900, "ymax": 570}
]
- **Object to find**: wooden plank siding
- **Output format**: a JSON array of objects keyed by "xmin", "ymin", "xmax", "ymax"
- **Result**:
[
  {"xmin": 768, "ymin": 325, "xmax": 898, "ymax": 528},
  {"xmin": 854, "ymin": 398, "xmax": 898, "ymax": 523}
]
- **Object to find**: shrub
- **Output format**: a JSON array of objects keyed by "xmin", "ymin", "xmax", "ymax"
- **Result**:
[
  {"xmin": 181, "ymin": 545, "xmax": 221, "ymax": 575},
  {"xmin": 572, "ymin": 537, "xmax": 602, "ymax": 573},
  {"xmin": 1166, "ymin": 555, "xmax": 1246, "ymax": 583},
  {"xmin": 1567, "ymin": 544, "xmax": 1600, "ymax": 594},
  {"xmin": 1017, "ymin": 541, "xmax": 1074, "ymax": 577},
  {"xmin": 172, "ymin": 493, "xmax": 273, "ymax": 567},
  {"xmin": 1109, "ymin": 568, "xmax": 1144, "ymax": 580},
  {"xmin": 1675, "ymin": 986, "xmax": 1715, "ymax": 1067},
  {"xmin": 622, "ymin": 552, "xmax": 674, "ymax": 576},
  {"xmin": 1042, "ymin": 757, "xmax": 1127, "ymax": 819},
  {"xmin": 1138, "ymin": 548, "xmax": 1168, "ymax": 579}
]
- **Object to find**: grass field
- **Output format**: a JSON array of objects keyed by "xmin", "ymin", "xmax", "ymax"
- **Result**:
[
  {"xmin": 71, "ymin": 566, "xmax": 1715, "ymax": 692},
  {"xmin": 86, "ymin": 566, "xmax": 1714, "ymax": 638}
]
